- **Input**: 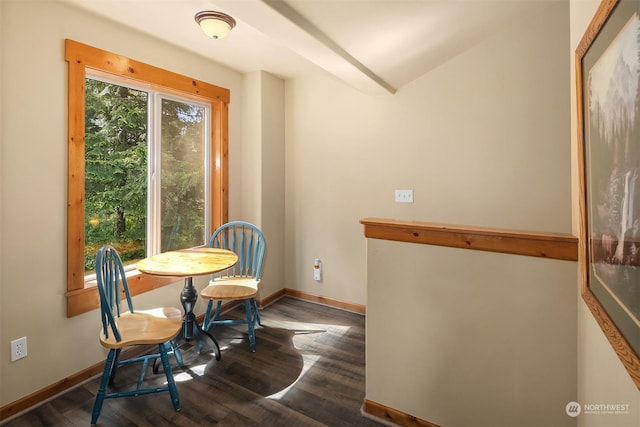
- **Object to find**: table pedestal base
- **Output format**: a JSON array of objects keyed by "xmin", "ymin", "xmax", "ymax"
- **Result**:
[
  {"xmin": 178, "ymin": 277, "xmax": 221, "ymax": 360},
  {"xmin": 176, "ymin": 277, "xmax": 221, "ymax": 360},
  {"xmin": 153, "ymin": 277, "xmax": 221, "ymax": 374}
]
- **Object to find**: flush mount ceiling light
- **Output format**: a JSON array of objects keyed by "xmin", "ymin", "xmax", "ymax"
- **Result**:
[{"xmin": 195, "ymin": 11, "xmax": 236, "ymax": 39}]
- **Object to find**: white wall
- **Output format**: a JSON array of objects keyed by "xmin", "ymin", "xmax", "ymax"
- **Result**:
[
  {"xmin": 570, "ymin": 1, "xmax": 640, "ymax": 426},
  {"xmin": 0, "ymin": 0, "xmax": 244, "ymax": 406},
  {"xmin": 367, "ymin": 240, "xmax": 577, "ymax": 427},
  {"xmin": 285, "ymin": 1, "xmax": 571, "ymax": 306},
  {"xmin": 286, "ymin": 1, "xmax": 577, "ymax": 425},
  {"xmin": 241, "ymin": 71, "xmax": 286, "ymax": 297}
]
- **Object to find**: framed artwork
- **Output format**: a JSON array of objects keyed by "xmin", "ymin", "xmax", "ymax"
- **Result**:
[{"xmin": 576, "ymin": 0, "xmax": 640, "ymax": 389}]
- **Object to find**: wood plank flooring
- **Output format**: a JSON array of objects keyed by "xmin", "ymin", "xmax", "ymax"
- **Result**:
[{"xmin": 3, "ymin": 297, "xmax": 384, "ymax": 426}]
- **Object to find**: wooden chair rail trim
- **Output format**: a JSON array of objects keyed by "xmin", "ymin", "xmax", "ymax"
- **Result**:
[{"xmin": 360, "ymin": 218, "xmax": 578, "ymax": 261}]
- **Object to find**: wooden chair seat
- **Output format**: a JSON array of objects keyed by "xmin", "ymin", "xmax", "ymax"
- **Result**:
[
  {"xmin": 201, "ymin": 278, "xmax": 259, "ymax": 301},
  {"xmin": 99, "ymin": 307, "xmax": 182, "ymax": 349}
]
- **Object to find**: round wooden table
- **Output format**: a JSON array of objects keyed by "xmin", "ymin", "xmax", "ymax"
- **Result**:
[{"xmin": 137, "ymin": 247, "xmax": 238, "ymax": 360}]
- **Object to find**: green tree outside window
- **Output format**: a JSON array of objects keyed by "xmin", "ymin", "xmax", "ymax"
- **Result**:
[{"xmin": 84, "ymin": 78, "xmax": 207, "ymax": 272}]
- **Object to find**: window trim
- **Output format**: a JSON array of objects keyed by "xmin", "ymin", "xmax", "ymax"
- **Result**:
[{"xmin": 65, "ymin": 39, "xmax": 229, "ymax": 317}]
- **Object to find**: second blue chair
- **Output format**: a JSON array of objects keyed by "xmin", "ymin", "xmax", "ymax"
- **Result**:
[{"xmin": 200, "ymin": 221, "xmax": 266, "ymax": 352}]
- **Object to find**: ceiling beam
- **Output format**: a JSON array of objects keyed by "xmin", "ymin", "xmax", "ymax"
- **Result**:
[{"xmin": 211, "ymin": 0, "xmax": 396, "ymax": 95}]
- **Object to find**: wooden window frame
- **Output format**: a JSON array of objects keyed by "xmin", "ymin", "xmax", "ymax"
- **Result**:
[{"xmin": 65, "ymin": 39, "xmax": 229, "ymax": 317}]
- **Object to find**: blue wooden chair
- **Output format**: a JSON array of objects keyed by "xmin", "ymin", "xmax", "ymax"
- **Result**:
[
  {"xmin": 200, "ymin": 221, "xmax": 266, "ymax": 352},
  {"xmin": 91, "ymin": 245, "xmax": 183, "ymax": 425}
]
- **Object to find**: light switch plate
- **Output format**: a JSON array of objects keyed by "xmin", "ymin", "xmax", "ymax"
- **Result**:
[{"xmin": 395, "ymin": 189, "xmax": 413, "ymax": 203}]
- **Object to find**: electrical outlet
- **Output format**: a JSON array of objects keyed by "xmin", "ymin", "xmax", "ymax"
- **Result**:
[{"xmin": 11, "ymin": 337, "xmax": 27, "ymax": 362}]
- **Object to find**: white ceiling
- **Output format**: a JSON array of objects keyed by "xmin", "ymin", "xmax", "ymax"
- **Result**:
[{"xmin": 60, "ymin": 0, "xmax": 553, "ymax": 95}]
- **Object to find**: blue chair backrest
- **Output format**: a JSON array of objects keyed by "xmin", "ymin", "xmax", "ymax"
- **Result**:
[
  {"xmin": 95, "ymin": 245, "xmax": 134, "ymax": 342},
  {"xmin": 209, "ymin": 221, "xmax": 266, "ymax": 281}
]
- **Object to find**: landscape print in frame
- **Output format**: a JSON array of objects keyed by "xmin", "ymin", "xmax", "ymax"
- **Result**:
[{"xmin": 577, "ymin": 0, "xmax": 640, "ymax": 389}]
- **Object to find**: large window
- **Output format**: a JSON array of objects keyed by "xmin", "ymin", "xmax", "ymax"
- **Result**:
[
  {"xmin": 84, "ymin": 77, "xmax": 210, "ymax": 272},
  {"xmin": 66, "ymin": 40, "xmax": 229, "ymax": 317}
]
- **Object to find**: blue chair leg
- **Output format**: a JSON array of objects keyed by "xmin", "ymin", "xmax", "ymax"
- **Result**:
[
  {"xmin": 251, "ymin": 298, "xmax": 262, "ymax": 326},
  {"xmin": 244, "ymin": 299, "xmax": 256, "ymax": 352},
  {"xmin": 198, "ymin": 300, "xmax": 215, "ymax": 353},
  {"xmin": 159, "ymin": 343, "xmax": 180, "ymax": 411},
  {"xmin": 108, "ymin": 348, "xmax": 121, "ymax": 385},
  {"xmin": 213, "ymin": 300, "xmax": 223, "ymax": 321},
  {"xmin": 153, "ymin": 341, "xmax": 184, "ymax": 374},
  {"xmin": 91, "ymin": 349, "xmax": 117, "ymax": 425},
  {"xmin": 202, "ymin": 299, "xmax": 214, "ymax": 331},
  {"xmin": 168, "ymin": 341, "xmax": 184, "ymax": 368}
]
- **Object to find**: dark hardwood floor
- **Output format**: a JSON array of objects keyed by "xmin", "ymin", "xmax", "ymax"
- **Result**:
[{"xmin": 3, "ymin": 297, "xmax": 384, "ymax": 426}]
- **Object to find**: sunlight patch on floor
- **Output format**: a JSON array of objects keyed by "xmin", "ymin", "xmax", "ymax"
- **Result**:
[
  {"xmin": 268, "ymin": 319, "xmax": 351, "ymax": 340},
  {"xmin": 265, "ymin": 320, "xmax": 351, "ymax": 400},
  {"xmin": 266, "ymin": 353, "xmax": 321, "ymax": 400},
  {"xmin": 168, "ymin": 319, "xmax": 350, "ymax": 389},
  {"xmin": 173, "ymin": 363, "xmax": 207, "ymax": 382}
]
